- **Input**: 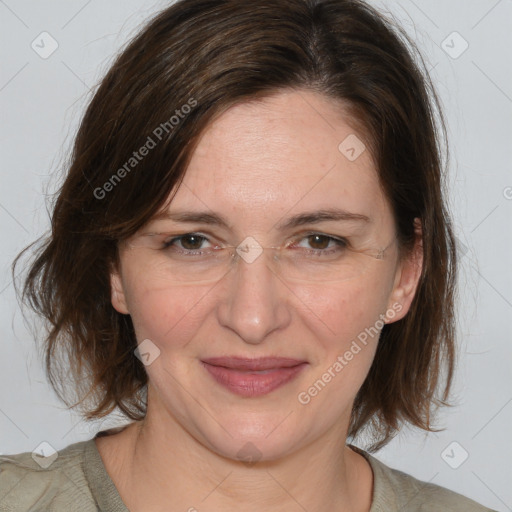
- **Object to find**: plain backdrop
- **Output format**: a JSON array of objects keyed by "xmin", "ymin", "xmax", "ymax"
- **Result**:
[{"xmin": 1, "ymin": 1, "xmax": 511, "ymax": 510}]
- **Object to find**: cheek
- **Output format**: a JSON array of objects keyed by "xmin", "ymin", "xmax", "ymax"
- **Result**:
[
  {"xmin": 124, "ymin": 276, "xmax": 213, "ymax": 348},
  {"xmin": 294, "ymin": 276, "xmax": 391, "ymax": 415},
  {"xmin": 292, "ymin": 269, "xmax": 394, "ymax": 349}
]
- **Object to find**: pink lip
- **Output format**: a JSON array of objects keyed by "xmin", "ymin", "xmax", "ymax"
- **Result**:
[{"xmin": 201, "ymin": 357, "xmax": 308, "ymax": 397}]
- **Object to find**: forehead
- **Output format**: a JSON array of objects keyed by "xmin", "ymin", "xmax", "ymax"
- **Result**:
[{"xmin": 166, "ymin": 89, "xmax": 391, "ymax": 230}]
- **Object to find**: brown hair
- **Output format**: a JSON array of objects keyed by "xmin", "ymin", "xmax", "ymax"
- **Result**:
[{"xmin": 15, "ymin": 0, "xmax": 456, "ymax": 451}]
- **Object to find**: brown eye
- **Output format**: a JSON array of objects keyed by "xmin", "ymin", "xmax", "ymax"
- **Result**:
[
  {"xmin": 163, "ymin": 233, "xmax": 211, "ymax": 252},
  {"xmin": 291, "ymin": 233, "xmax": 348, "ymax": 254},
  {"xmin": 180, "ymin": 234, "xmax": 206, "ymax": 250},
  {"xmin": 306, "ymin": 234, "xmax": 331, "ymax": 250}
]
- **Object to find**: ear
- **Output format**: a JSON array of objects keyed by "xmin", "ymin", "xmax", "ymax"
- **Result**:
[
  {"xmin": 110, "ymin": 264, "xmax": 130, "ymax": 315},
  {"xmin": 385, "ymin": 218, "xmax": 423, "ymax": 323}
]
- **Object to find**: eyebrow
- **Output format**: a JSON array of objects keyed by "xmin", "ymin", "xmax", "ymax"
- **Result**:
[{"xmin": 151, "ymin": 208, "xmax": 370, "ymax": 231}]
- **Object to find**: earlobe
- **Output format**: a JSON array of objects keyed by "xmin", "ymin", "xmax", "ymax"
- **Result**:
[
  {"xmin": 110, "ymin": 268, "xmax": 130, "ymax": 314},
  {"xmin": 386, "ymin": 218, "xmax": 423, "ymax": 323}
]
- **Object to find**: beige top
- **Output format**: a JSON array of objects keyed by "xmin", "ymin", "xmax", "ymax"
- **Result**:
[{"xmin": 0, "ymin": 432, "xmax": 496, "ymax": 512}]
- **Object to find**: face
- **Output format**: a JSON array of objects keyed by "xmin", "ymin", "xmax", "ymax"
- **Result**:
[{"xmin": 111, "ymin": 89, "xmax": 421, "ymax": 462}]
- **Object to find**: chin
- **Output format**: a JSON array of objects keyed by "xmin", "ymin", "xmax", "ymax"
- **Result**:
[
  {"xmin": 199, "ymin": 414, "xmax": 308, "ymax": 464},
  {"xmin": 213, "ymin": 433, "xmax": 299, "ymax": 464}
]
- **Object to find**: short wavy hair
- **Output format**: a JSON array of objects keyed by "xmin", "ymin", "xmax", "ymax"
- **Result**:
[{"xmin": 16, "ymin": 0, "xmax": 456, "ymax": 451}]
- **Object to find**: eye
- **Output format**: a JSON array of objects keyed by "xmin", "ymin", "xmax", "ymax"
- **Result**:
[
  {"xmin": 291, "ymin": 233, "xmax": 348, "ymax": 253},
  {"xmin": 163, "ymin": 233, "xmax": 214, "ymax": 253}
]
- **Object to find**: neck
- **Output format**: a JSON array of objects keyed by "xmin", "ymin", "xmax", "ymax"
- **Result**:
[{"xmin": 97, "ymin": 395, "xmax": 373, "ymax": 512}]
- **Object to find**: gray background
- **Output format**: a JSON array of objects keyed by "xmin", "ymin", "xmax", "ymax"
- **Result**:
[{"xmin": 1, "ymin": 1, "xmax": 511, "ymax": 510}]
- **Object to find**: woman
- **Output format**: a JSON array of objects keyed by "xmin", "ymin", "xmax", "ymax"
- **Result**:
[{"xmin": 0, "ymin": 0, "xmax": 497, "ymax": 510}]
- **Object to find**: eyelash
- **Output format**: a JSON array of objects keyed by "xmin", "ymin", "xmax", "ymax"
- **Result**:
[{"xmin": 161, "ymin": 232, "xmax": 349, "ymax": 257}]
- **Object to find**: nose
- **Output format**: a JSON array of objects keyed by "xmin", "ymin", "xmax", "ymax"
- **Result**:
[{"xmin": 215, "ymin": 249, "xmax": 291, "ymax": 344}]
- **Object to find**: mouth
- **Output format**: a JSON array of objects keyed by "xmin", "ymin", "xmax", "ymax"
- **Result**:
[{"xmin": 201, "ymin": 357, "xmax": 308, "ymax": 397}]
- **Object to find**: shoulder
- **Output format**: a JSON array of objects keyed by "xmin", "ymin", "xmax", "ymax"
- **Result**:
[
  {"xmin": 350, "ymin": 445, "xmax": 496, "ymax": 512},
  {"xmin": 0, "ymin": 440, "xmax": 98, "ymax": 512}
]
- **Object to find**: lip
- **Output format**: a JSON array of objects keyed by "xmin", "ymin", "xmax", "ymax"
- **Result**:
[{"xmin": 201, "ymin": 357, "xmax": 308, "ymax": 397}]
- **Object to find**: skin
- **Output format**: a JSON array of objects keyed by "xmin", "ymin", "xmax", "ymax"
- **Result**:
[{"xmin": 99, "ymin": 89, "xmax": 423, "ymax": 512}]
